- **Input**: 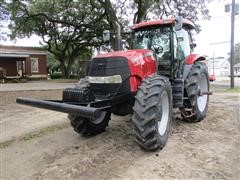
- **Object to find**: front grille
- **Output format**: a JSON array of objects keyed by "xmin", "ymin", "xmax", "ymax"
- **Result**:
[{"xmin": 88, "ymin": 57, "xmax": 130, "ymax": 96}]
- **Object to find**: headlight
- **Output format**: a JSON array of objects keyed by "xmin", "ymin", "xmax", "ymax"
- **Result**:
[{"xmin": 88, "ymin": 75, "xmax": 122, "ymax": 84}]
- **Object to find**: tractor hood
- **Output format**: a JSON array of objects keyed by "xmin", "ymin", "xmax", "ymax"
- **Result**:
[
  {"xmin": 94, "ymin": 49, "xmax": 157, "ymax": 92},
  {"xmin": 95, "ymin": 49, "xmax": 154, "ymax": 65}
]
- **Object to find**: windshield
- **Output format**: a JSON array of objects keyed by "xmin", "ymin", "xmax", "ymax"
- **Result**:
[{"xmin": 132, "ymin": 27, "xmax": 171, "ymax": 59}]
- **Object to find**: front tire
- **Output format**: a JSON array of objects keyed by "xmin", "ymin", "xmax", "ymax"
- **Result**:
[
  {"xmin": 132, "ymin": 75, "xmax": 173, "ymax": 151},
  {"xmin": 63, "ymin": 80, "xmax": 111, "ymax": 136},
  {"xmin": 68, "ymin": 111, "xmax": 111, "ymax": 136},
  {"xmin": 181, "ymin": 62, "xmax": 209, "ymax": 122}
]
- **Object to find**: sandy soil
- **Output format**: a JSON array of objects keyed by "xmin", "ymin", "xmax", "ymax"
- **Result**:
[
  {"xmin": 1, "ymin": 89, "xmax": 240, "ymax": 179},
  {"xmin": 0, "ymin": 90, "xmax": 66, "ymax": 142},
  {"xmin": 0, "ymin": 81, "xmax": 75, "ymax": 91}
]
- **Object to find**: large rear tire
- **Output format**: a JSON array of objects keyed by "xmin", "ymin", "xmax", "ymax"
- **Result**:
[
  {"xmin": 132, "ymin": 75, "xmax": 173, "ymax": 151},
  {"xmin": 181, "ymin": 62, "xmax": 209, "ymax": 122}
]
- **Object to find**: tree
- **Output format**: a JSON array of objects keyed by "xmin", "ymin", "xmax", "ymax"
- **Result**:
[
  {"xmin": 95, "ymin": 0, "xmax": 210, "ymax": 50},
  {"xmin": 47, "ymin": 46, "xmax": 92, "ymax": 77},
  {"xmin": 107, "ymin": 0, "xmax": 210, "ymax": 31},
  {"xmin": 0, "ymin": 0, "xmax": 9, "ymax": 42},
  {"xmin": 5, "ymin": 0, "xmax": 210, "ymax": 78},
  {"xmin": 46, "ymin": 52, "xmax": 60, "ymax": 75},
  {"xmin": 6, "ymin": 0, "xmax": 107, "ymax": 78}
]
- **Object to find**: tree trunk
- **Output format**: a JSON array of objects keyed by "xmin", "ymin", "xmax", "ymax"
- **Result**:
[
  {"xmin": 98, "ymin": 0, "xmax": 120, "ymax": 50},
  {"xmin": 60, "ymin": 62, "xmax": 69, "ymax": 78},
  {"xmin": 133, "ymin": 0, "xmax": 149, "ymax": 24}
]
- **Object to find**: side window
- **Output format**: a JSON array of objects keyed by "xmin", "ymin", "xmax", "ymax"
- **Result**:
[
  {"xmin": 176, "ymin": 29, "xmax": 191, "ymax": 59},
  {"xmin": 31, "ymin": 58, "xmax": 39, "ymax": 73}
]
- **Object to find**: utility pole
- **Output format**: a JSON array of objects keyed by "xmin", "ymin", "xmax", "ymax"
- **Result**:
[{"xmin": 230, "ymin": 0, "xmax": 235, "ymax": 88}]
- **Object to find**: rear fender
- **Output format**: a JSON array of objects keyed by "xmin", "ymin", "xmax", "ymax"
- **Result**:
[
  {"xmin": 182, "ymin": 54, "xmax": 206, "ymax": 79},
  {"xmin": 184, "ymin": 54, "xmax": 206, "ymax": 65}
]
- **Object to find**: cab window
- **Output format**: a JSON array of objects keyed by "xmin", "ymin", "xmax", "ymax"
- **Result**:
[{"xmin": 175, "ymin": 28, "xmax": 191, "ymax": 59}]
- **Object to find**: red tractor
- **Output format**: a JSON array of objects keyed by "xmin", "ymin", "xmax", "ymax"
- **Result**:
[{"xmin": 17, "ymin": 18, "xmax": 210, "ymax": 151}]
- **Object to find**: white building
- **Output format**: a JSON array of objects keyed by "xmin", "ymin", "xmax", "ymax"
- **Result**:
[{"xmin": 207, "ymin": 57, "xmax": 230, "ymax": 76}]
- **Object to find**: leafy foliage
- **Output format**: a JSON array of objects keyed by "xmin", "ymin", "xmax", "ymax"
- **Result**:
[
  {"xmin": 5, "ymin": 0, "xmax": 210, "ymax": 78},
  {"xmin": 47, "ymin": 52, "xmax": 60, "ymax": 74},
  {"xmin": 7, "ymin": 0, "xmax": 107, "ymax": 78},
  {"xmin": 0, "ymin": 0, "xmax": 9, "ymax": 42},
  {"xmin": 111, "ymin": 0, "xmax": 210, "ymax": 31}
]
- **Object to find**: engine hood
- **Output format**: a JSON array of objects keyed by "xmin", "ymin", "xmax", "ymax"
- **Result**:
[
  {"xmin": 94, "ymin": 49, "xmax": 157, "ymax": 92},
  {"xmin": 95, "ymin": 49, "xmax": 154, "ymax": 64}
]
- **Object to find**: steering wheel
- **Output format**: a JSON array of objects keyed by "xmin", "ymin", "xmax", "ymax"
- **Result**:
[{"xmin": 151, "ymin": 44, "xmax": 163, "ymax": 54}]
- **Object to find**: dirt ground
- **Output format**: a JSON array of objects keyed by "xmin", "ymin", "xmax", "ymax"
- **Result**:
[
  {"xmin": 1, "ymin": 87, "xmax": 240, "ymax": 179},
  {"xmin": 0, "ymin": 90, "xmax": 66, "ymax": 142}
]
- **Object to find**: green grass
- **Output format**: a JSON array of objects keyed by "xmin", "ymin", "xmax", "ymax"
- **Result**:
[
  {"xmin": 47, "ymin": 79, "xmax": 78, "ymax": 83},
  {"xmin": 0, "ymin": 123, "xmax": 69, "ymax": 149},
  {"xmin": 210, "ymin": 84, "xmax": 226, "ymax": 92},
  {"xmin": 0, "ymin": 140, "xmax": 14, "ymax": 149},
  {"xmin": 210, "ymin": 84, "xmax": 240, "ymax": 93},
  {"xmin": 225, "ymin": 87, "xmax": 240, "ymax": 93}
]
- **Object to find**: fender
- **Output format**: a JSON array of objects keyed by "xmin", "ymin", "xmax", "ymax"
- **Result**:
[
  {"xmin": 129, "ymin": 74, "xmax": 142, "ymax": 92},
  {"xmin": 182, "ymin": 54, "xmax": 206, "ymax": 79},
  {"xmin": 184, "ymin": 54, "xmax": 206, "ymax": 65}
]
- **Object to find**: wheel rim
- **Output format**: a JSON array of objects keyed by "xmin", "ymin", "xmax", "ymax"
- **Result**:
[
  {"xmin": 158, "ymin": 91, "xmax": 170, "ymax": 136},
  {"xmin": 91, "ymin": 111, "xmax": 107, "ymax": 124},
  {"xmin": 197, "ymin": 74, "xmax": 208, "ymax": 112}
]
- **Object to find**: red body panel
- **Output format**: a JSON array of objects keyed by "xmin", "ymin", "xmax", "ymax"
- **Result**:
[
  {"xmin": 184, "ymin": 54, "xmax": 206, "ymax": 65},
  {"xmin": 95, "ymin": 50, "xmax": 157, "ymax": 92},
  {"xmin": 131, "ymin": 18, "xmax": 195, "ymax": 30}
]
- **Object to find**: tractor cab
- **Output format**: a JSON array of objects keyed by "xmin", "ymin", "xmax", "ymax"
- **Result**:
[{"xmin": 131, "ymin": 18, "xmax": 196, "ymax": 79}]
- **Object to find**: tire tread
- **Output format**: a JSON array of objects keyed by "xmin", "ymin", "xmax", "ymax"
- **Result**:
[{"xmin": 132, "ymin": 75, "xmax": 172, "ymax": 151}]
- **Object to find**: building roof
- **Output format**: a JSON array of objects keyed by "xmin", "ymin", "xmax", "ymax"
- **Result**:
[
  {"xmin": 0, "ymin": 45, "xmax": 46, "ymax": 58},
  {"xmin": 130, "ymin": 18, "xmax": 195, "ymax": 30}
]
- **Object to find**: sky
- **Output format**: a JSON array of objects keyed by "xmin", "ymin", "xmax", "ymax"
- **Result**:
[
  {"xmin": 1, "ymin": 0, "xmax": 240, "ymax": 58},
  {"xmin": 194, "ymin": 0, "xmax": 240, "ymax": 58}
]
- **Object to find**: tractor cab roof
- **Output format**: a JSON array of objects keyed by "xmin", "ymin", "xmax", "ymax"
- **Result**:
[{"xmin": 131, "ymin": 18, "xmax": 195, "ymax": 30}]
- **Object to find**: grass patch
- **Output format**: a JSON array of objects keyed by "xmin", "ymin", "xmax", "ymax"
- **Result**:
[
  {"xmin": 47, "ymin": 79, "xmax": 78, "ymax": 83},
  {"xmin": 0, "ymin": 122, "xmax": 69, "ymax": 149},
  {"xmin": 210, "ymin": 84, "xmax": 240, "ymax": 93},
  {"xmin": 210, "ymin": 84, "xmax": 226, "ymax": 92},
  {"xmin": 0, "ymin": 140, "xmax": 14, "ymax": 149},
  {"xmin": 225, "ymin": 87, "xmax": 240, "ymax": 93}
]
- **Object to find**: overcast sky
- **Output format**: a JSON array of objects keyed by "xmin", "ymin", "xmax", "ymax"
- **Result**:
[
  {"xmin": 1, "ymin": 0, "xmax": 240, "ymax": 58},
  {"xmin": 194, "ymin": 0, "xmax": 240, "ymax": 58}
]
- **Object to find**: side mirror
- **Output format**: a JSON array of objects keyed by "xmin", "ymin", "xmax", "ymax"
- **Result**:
[
  {"xmin": 175, "ymin": 16, "xmax": 183, "ymax": 31},
  {"xmin": 190, "ymin": 43, "xmax": 197, "ymax": 49},
  {"xmin": 103, "ymin": 30, "xmax": 110, "ymax": 42}
]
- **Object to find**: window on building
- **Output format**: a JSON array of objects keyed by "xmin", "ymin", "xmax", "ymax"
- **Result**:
[{"xmin": 31, "ymin": 58, "xmax": 39, "ymax": 73}]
